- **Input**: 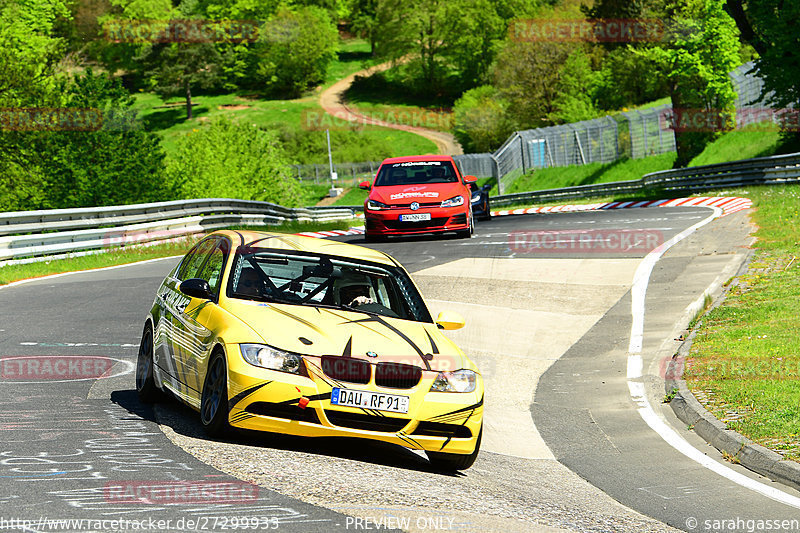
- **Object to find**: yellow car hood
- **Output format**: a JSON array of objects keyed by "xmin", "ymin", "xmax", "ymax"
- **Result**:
[{"xmin": 223, "ymin": 299, "xmax": 466, "ymax": 371}]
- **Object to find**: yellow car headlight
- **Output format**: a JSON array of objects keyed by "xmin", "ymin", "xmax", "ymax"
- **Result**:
[
  {"xmin": 430, "ymin": 369, "xmax": 477, "ymax": 393},
  {"xmin": 241, "ymin": 344, "xmax": 301, "ymax": 374}
]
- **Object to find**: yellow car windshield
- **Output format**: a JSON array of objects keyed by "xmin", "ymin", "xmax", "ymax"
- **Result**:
[{"xmin": 227, "ymin": 250, "xmax": 432, "ymax": 323}]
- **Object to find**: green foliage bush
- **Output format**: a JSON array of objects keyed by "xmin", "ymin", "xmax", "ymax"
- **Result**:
[
  {"xmin": 593, "ymin": 48, "xmax": 670, "ymax": 111},
  {"xmin": 254, "ymin": 6, "xmax": 339, "ymax": 97},
  {"xmin": 0, "ymin": 71, "xmax": 171, "ymax": 211},
  {"xmin": 452, "ymin": 85, "xmax": 513, "ymax": 153},
  {"xmin": 168, "ymin": 117, "xmax": 301, "ymax": 206}
]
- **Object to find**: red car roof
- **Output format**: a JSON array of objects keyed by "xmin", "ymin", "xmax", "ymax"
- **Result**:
[{"xmin": 380, "ymin": 155, "xmax": 454, "ymax": 164}]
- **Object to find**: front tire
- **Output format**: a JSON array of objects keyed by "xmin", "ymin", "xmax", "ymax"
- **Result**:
[
  {"xmin": 135, "ymin": 323, "xmax": 162, "ymax": 403},
  {"xmin": 200, "ymin": 350, "xmax": 230, "ymax": 437},
  {"xmin": 427, "ymin": 426, "xmax": 482, "ymax": 471},
  {"xmin": 457, "ymin": 211, "xmax": 474, "ymax": 239}
]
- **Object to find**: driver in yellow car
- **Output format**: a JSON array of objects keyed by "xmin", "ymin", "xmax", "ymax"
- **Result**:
[{"xmin": 333, "ymin": 272, "xmax": 375, "ymax": 308}]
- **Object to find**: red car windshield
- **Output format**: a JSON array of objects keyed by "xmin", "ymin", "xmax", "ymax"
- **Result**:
[{"xmin": 375, "ymin": 161, "xmax": 459, "ymax": 187}]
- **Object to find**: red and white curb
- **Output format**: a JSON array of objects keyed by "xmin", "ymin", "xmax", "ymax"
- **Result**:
[
  {"xmin": 491, "ymin": 196, "xmax": 752, "ymax": 218},
  {"xmin": 296, "ymin": 227, "xmax": 365, "ymax": 239}
]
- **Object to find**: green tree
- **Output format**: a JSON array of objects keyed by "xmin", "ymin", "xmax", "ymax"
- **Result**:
[
  {"xmin": 139, "ymin": 42, "xmax": 222, "ymax": 119},
  {"xmin": 0, "ymin": 0, "xmax": 71, "ymax": 108},
  {"xmin": 593, "ymin": 46, "xmax": 670, "ymax": 110},
  {"xmin": 374, "ymin": 0, "xmax": 505, "ymax": 90},
  {"xmin": 348, "ymin": 0, "xmax": 378, "ymax": 55},
  {"xmin": 582, "ymin": 0, "xmax": 647, "ymax": 19},
  {"xmin": 453, "ymin": 85, "xmax": 514, "ymax": 152},
  {"xmin": 449, "ymin": 0, "xmax": 505, "ymax": 87},
  {"xmin": 92, "ymin": 0, "xmax": 175, "ymax": 84},
  {"xmin": 640, "ymin": 0, "xmax": 739, "ymax": 166},
  {"xmin": 2, "ymin": 71, "xmax": 170, "ymax": 211},
  {"xmin": 491, "ymin": 40, "xmax": 575, "ymax": 128},
  {"xmin": 548, "ymin": 48, "xmax": 598, "ymax": 123},
  {"xmin": 169, "ymin": 118, "xmax": 300, "ymax": 206},
  {"xmin": 726, "ymin": 1, "xmax": 800, "ymax": 120},
  {"xmin": 0, "ymin": 0, "xmax": 70, "ymax": 211},
  {"xmin": 255, "ymin": 6, "xmax": 339, "ymax": 97}
]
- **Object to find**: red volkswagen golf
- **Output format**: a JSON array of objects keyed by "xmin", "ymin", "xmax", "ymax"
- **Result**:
[{"xmin": 360, "ymin": 155, "xmax": 475, "ymax": 241}]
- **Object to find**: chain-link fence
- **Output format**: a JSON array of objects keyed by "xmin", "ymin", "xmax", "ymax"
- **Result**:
[
  {"xmin": 291, "ymin": 161, "xmax": 381, "ymax": 188},
  {"xmin": 620, "ymin": 103, "xmax": 677, "ymax": 159},
  {"xmin": 293, "ymin": 155, "xmax": 500, "ymax": 189},
  {"xmin": 453, "ymin": 153, "xmax": 497, "ymax": 178},
  {"xmin": 493, "ymin": 61, "xmax": 774, "ymax": 191},
  {"xmin": 730, "ymin": 62, "xmax": 773, "ymax": 110}
]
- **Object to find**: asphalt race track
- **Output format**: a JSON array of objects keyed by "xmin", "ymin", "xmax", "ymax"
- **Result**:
[{"xmin": 2, "ymin": 206, "xmax": 799, "ymax": 533}]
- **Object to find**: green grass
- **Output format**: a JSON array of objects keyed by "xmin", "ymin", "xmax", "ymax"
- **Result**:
[
  {"xmin": 332, "ymin": 187, "xmax": 368, "ymax": 206},
  {"xmin": 133, "ymin": 93, "xmax": 436, "ymax": 164},
  {"xmin": 323, "ymin": 39, "xmax": 380, "ymax": 88},
  {"xmin": 684, "ymin": 185, "xmax": 800, "ymax": 461},
  {"xmin": 503, "ymin": 153, "xmax": 677, "ymax": 195},
  {"xmin": 341, "ymin": 62, "xmax": 458, "ymax": 133},
  {"xmin": 0, "ymin": 219, "xmax": 356, "ymax": 287},
  {"xmin": 296, "ymin": 183, "xmax": 331, "ymax": 206},
  {"xmin": 689, "ymin": 128, "xmax": 785, "ymax": 167},
  {"xmin": 626, "ymin": 96, "xmax": 671, "ymax": 111}
]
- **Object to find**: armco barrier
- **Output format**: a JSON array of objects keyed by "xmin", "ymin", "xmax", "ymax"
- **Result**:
[
  {"xmin": 0, "ymin": 199, "xmax": 356, "ymax": 264},
  {"xmin": 490, "ymin": 152, "xmax": 800, "ymax": 207},
  {"xmin": 4, "ymin": 151, "xmax": 798, "ymax": 264}
]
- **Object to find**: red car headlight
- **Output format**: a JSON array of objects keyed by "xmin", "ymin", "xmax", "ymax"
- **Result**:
[
  {"xmin": 366, "ymin": 200, "xmax": 389, "ymax": 211},
  {"xmin": 440, "ymin": 195, "xmax": 465, "ymax": 208}
]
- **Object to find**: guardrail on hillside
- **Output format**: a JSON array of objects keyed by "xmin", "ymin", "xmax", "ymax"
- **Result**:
[
  {"xmin": 0, "ymin": 199, "xmax": 356, "ymax": 265},
  {"xmin": 491, "ymin": 152, "xmax": 800, "ymax": 207}
]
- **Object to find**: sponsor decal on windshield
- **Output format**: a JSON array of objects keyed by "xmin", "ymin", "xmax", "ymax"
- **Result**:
[
  {"xmin": 395, "ymin": 161, "xmax": 442, "ymax": 167},
  {"xmin": 389, "ymin": 192, "xmax": 440, "ymax": 200}
]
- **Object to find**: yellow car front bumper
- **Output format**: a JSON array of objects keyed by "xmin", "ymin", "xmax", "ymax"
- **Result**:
[{"xmin": 226, "ymin": 351, "xmax": 483, "ymax": 455}]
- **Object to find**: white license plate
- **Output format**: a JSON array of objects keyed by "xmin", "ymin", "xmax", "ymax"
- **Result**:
[
  {"xmin": 331, "ymin": 387, "xmax": 409, "ymax": 414},
  {"xmin": 399, "ymin": 213, "xmax": 431, "ymax": 222}
]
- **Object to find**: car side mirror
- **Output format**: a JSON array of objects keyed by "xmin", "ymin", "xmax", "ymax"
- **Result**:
[
  {"xmin": 180, "ymin": 278, "xmax": 212, "ymax": 300},
  {"xmin": 436, "ymin": 310, "xmax": 465, "ymax": 330},
  {"xmin": 358, "ymin": 181, "xmax": 371, "ymax": 191},
  {"xmin": 464, "ymin": 175, "xmax": 477, "ymax": 184}
]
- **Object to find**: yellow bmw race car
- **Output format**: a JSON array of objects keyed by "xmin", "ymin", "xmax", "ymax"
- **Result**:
[{"xmin": 136, "ymin": 230, "xmax": 483, "ymax": 470}]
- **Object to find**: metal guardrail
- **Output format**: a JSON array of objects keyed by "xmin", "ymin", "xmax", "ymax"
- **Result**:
[
  {"xmin": 4, "ymin": 152, "xmax": 798, "ymax": 264},
  {"xmin": 0, "ymin": 199, "xmax": 356, "ymax": 264},
  {"xmin": 490, "ymin": 152, "xmax": 800, "ymax": 207}
]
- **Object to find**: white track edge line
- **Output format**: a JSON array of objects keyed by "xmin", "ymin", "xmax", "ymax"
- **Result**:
[{"xmin": 626, "ymin": 206, "xmax": 800, "ymax": 509}]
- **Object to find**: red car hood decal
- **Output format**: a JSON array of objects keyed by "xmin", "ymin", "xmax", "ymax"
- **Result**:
[{"xmin": 370, "ymin": 182, "xmax": 467, "ymax": 205}]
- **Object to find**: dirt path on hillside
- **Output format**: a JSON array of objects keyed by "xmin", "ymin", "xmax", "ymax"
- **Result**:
[{"xmin": 319, "ymin": 61, "xmax": 463, "ymax": 156}]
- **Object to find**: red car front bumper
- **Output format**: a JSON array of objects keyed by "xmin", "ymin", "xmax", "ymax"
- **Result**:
[{"xmin": 364, "ymin": 206, "xmax": 470, "ymax": 236}]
